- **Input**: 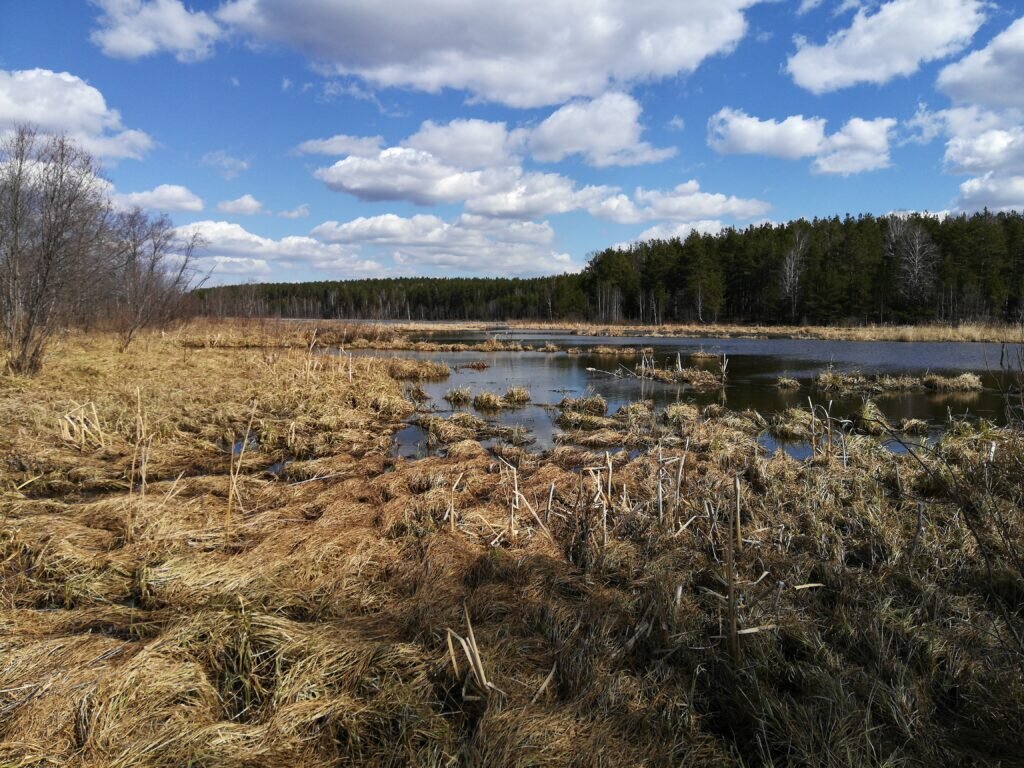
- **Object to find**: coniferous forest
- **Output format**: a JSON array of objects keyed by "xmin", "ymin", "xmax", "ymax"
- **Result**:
[{"xmin": 196, "ymin": 211, "xmax": 1024, "ymax": 325}]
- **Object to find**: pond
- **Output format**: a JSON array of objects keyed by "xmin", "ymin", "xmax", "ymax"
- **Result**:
[{"xmin": 343, "ymin": 329, "xmax": 1021, "ymax": 459}]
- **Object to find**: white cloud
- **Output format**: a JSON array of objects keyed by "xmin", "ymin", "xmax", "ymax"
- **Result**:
[
  {"xmin": 938, "ymin": 16, "xmax": 1024, "ymax": 110},
  {"xmin": 217, "ymin": 0, "xmax": 762, "ymax": 107},
  {"xmin": 198, "ymin": 256, "xmax": 273, "ymax": 277},
  {"xmin": 529, "ymin": 93, "xmax": 676, "ymax": 167},
  {"xmin": 0, "ymin": 68, "xmax": 152, "ymax": 160},
  {"xmin": 812, "ymin": 117, "xmax": 896, "ymax": 174},
  {"xmin": 217, "ymin": 193, "xmax": 265, "ymax": 215},
  {"xmin": 314, "ymin": 147, "xmax": 495, "ymax": 206},
  {"xmin": 631, "ymin": 181, "xmax": 770, "ymax": 222},
  {"xmin": 312, "ymin": 213, "xmax": 576, "ymax": 275},
  {"xmin": 294, "ymin": 134, "xmax": 383, "ymax": 157},
  {"xmin": 179, "ymin": 220, "xmax": 383, "ymax": 279},
  {"xmin": 90, "ymin": 0, "xmax": 222, "ymax": 62},
  {"xmin": 786, "ymin": 0, "xmax": 985, "ymax": 93},
  {"xmin": 797, "ymin": 0, "xmax": 824, "ymax": 14},
  {"xmin": 956, "ymin": 172, "xmax": 1024, "ymax": 212},
  {"xmin": 201, "ymin": 150, "xmax": 250, "ymax": 179},
  {"xmin": 404, "ymin": 119, "xmax": 526, "ymax": 169},
  {"xmin": 945, "ymin": 125, "xmax": 1024, "ymax": 175},
  {"xmin": 278, "ymin": 203, "xmax": 310, "ymax": 219},
  {"xmin": 303, "ymin": 94, "xmax": 670, "ymax": 172},
  {"xmin": 113, "ymin": 183, "xmax": 203, "ymax": 212},
  {"xmin": 707, "ymin": 108, "xmax": 826, "ymax": 159},
  {"xmin": 466, "ymin": 172, "xmax": 611, "ymax": 219},
  {"xmin": 635, "ymin": 220, "xmax": 724, "ymax": 241},
  {"xmin": 708, "ymin": 108, "xmax": 895, "ymax": 174}
]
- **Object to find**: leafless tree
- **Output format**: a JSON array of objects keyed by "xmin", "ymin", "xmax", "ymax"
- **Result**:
[
  {"xmin": 110, "ymin": 208, "xmax": 204, "ymax": 351},
  {"xmin": 780, "ymin": 226, "xmax": 808, "ymax": 323},
  {"xmin": 0, "ymin": 126, "xmax": 113, "ymax": 373},
  {"xmin": 885, "ymin": 215, "xmax": 938, "ymax": 309}
]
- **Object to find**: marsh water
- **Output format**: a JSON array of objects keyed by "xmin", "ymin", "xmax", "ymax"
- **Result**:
[{"xmin": 353, "ymin": 328, "xmax": 1019, "ymax": 459}]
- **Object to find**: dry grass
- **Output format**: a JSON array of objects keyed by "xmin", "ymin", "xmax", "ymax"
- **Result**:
[
  {"xmin": 2, "ymin": 322, "xmax": 1022, "ymax": 767},
  {"xmin": 923, "ymin": 372, "xmax": 984, "ymax": 391},
  {"xmin": 444, "ymin": 386, "xmax": 472, "ymax": 405},
  {"xmin": 816, "ymin": 367, "xmax": 985, "ymax": 395},
  {"xmin": 776, "ymin": 376, "xmax": 800, "ymax": 389},
  {"xmin": 472, "ymin": 391, "xmax": 506, "ymax": 411},
  {"xmin": 498, "ymin": 319, "xmax": 1022, "ymax": 343},
  {"xmin": 503, "ymin": 386, "xmax": 531, "ymax": 405}
]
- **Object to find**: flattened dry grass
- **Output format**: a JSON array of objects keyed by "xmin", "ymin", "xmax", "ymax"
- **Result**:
[{"xmin": 2, "ymin": 323, "xmax": 1023, "ymax": 767}]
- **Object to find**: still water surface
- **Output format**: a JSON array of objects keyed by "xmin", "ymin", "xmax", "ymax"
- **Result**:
[{"xmin": 348, "ymin": 330, "xmax": 1019, "ymax": 458}]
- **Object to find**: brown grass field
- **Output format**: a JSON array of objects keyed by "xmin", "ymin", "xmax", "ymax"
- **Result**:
[{"xmin": 2, "ymin": 322, "xmax": 1023, "ymax": 766}]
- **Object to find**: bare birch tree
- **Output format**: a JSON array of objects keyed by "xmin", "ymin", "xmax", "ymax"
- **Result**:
[
  {"xmin": 885, "ymin": 215, "xmax": 938, "ymax": 309},
  {"xmin": 780, "ymin": 226, "xmax": 808, "ymax": 322}
]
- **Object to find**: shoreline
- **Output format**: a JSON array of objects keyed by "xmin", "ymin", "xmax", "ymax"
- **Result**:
[{"xmin": 195, "ymin": 317, "xmax": 1024, "ymax": 344}]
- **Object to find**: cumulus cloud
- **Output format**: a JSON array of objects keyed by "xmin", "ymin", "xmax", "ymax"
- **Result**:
[
  {"xmin": 631, "ymin": 181, "xmax": 770, "ymax": 222},
  {"xmin": 938, "ymin": 16, "xmax": 1024, "ymax": 110},
  {"xmin": 634, "ymin": 220, "xmax": 724, "ymax": 241},
  {"xmin": 404, "ymin": 119, "xmax": 526, "ymax": 169},
  {"xmin": 0, "ymin": 68, "xmax": 152, "ymax": 160},
  {"xmin": 303, "ymin": 93, "xmax": 671, "ymax": 174},
  {"xmin": 945, "ymin": 124, "xmax": 1024, "ymax": 176},
  {"xmin": 294, "ymin": 134, "xmax": 383, "ymax": 157},
  {"xmin": 113, "ymin": 183, "xmax": 203, "ymax": 212},
  {"xmin": 217, "ymin": 193, "xmax": 265, "ymax": 215},
  {"xmin": 909, "ymin": 105, "xmax": 1024, "ymax": 211},
  {"xmin": 528, "ymin": 93, "xmax": 676, "ymax": 167},
  {"xmin": 314, "ymin": 147, "xmax": 495, "ymax": 206},
  {"xmin": 178, "ymin": 220, "xmax": 383, "ymax": 280},
  {"xmin": 812, "ymin": 117, "xmax": 897, "ymax": 174},
  {"xmin": 90, "ymin": 0, "xmax": 222, "ymax": 61},
  {"xmin": 312, "ymin": 213, "xmax": 576, "ymax": 275},
  {"xmin": 956, "ymin": 172, "xmax": 1024, "ymax": 212},
  {"xmin": 786, "ymin": 0, "xmax": 985, "ymax": 94},
  {"xmin": 708, "ymin": 108, "xmax": 895, "ymax": 174},
  {"xmin": 201, "ymin": 150, "xmax": 250, "ymax": 179},
  {"xmin": 217, "ymin": 0, "xmax": 761, "ymax": 107},
  {"xmin": 707, "ymin": 108, "xmax": 826, "ymax": 159}
]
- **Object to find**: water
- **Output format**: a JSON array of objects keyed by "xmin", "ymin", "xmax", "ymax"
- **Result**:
[{"xmin": 342, "ymin": 331, "xmax": 1020, "ymax": 458}]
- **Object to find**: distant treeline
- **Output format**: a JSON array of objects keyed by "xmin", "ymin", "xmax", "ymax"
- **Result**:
[{"xmin": 195, "ymin": 211, "xmax": 1024, "ymax": 325}]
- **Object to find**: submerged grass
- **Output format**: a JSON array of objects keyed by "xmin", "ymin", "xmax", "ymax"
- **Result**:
[{"xmin": 2, "ymin": 324, "xmax": 1022, "ymax": 767}]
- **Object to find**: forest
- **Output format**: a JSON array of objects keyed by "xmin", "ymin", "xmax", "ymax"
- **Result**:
[{"xmin": 196, "ymin": 211, "xmax": 1024, "ymax": 326}]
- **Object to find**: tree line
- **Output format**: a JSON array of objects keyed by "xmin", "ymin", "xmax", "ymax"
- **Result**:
[
  {"xmin": 197, "ymin": 211, "xmax": 1024, "ymax": 325},
  {"xmin": 0, "ymin": 126, "xmax": 200, "ymax": 373}
]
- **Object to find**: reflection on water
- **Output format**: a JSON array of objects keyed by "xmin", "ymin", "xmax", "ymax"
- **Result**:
[{"xmin": 350, "ymin": 332, "xmax": 1019, "ymax": 458}]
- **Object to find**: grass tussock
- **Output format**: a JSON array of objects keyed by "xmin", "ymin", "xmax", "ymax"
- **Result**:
[
  {"xmin": 923, "ymin": 372, "xmax": 984, "ymax": 391},
  {"xmin": 2, "ymin": 322, "xmax": 1023, "ymax": 767},
  {"xmin": 503, "ymin": 386, "xmax": 531, "ymax": 405},
  {"xmin": 557, "ymin": 394, "xmax": 607, "ymax": 416},
  {"xmin": 443, "ymin": 386, "xmax": 472, "ymax": 405},
  {"xmin": 816, "ymin": 366, "xmax": 984, "ymax": 395},
  {"xmin": 776, "ymin": 376, "xmax": 800, "ymax": 389},
  {"xmin": 472, "ymin": 391, "xmax": 505, "ymax": 411}
]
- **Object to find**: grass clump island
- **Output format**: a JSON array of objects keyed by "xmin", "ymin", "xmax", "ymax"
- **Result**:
[{"xmin": 2, "ymin": 323, "xmax": 1023, "ymax": 767}]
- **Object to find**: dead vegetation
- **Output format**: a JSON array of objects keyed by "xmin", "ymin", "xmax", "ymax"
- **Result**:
[
  {"xmin": 2, "ymin": 325, "xmax": 1022, "ymax": 767},
  {"xmin": 816, "ymin": 366, "xmax": 985, "ymax": 395}
]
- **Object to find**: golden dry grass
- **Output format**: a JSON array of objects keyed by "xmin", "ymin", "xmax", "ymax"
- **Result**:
[{"xmin": 2, "ymin": 324, "xmax": 1023, "ymax": 766}]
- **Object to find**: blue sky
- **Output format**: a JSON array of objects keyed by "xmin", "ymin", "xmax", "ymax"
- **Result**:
[{"xmin": 2, "ymin": 0, "xmax": 1023, "ymax": 284}]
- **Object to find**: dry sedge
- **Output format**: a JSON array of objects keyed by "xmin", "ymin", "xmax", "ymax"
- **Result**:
[
  {"xmin": 444, "ymin": 386, "xmax": 472, "ymax": 405},
  {"xmin": 2, "ymin": 323, "xmax": 1023, "ymax": 767}
]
